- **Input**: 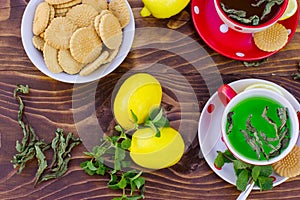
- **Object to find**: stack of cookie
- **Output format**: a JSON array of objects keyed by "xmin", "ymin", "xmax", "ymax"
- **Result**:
[{"xmin": 32, "ymin": 0, "xmax": 130, "ymax": 76}]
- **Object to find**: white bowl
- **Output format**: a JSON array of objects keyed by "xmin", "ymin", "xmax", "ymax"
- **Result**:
[{"xmin": 21, "ymin": 0, "xmax": 135, "ymax": 83}]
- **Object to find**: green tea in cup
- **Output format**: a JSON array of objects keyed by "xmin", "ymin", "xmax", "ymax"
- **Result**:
[
  {"xmin": 226, "ymin": 96, "xmax": 291, "ymax": 161},
  {"xmin": 218, "ymin": 85, "xmax": 299, "ymax": 165}
]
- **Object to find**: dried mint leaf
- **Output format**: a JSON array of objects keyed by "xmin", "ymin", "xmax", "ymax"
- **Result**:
[
  {"xmin": 221, "ymin": 3, "xmax": 246, "ymax": 17},
  {"xmin": 12, "ymin": 85, "xmax": 81, "ymax": 186},
  {"xmin": 243, "ymin": 58, "xmax": 268, "ymax": 67}
]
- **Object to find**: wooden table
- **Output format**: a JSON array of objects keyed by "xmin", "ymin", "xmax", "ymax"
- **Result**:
[{"xmin": 1, "ymin": 0, "xmax": 300, "ymax": 199}]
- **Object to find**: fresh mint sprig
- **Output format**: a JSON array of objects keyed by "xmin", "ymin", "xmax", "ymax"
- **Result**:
[
  {"xmin": 144, "ymin": 107, "xmax": 170, "ymax": 137},
  {"xmin": 214, "ymin": 150, "xmax": 273, "ymax": 191},
  {"xmin": 80, "ymin": 125, "xmax": 145, "ymax": 200},
  {"xmin": 81, "ymin": 106, "xmax": 170, "ymax": 199}
]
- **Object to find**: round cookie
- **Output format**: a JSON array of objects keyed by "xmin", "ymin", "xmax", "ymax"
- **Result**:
[
  {"xmin": 32, "ymin": 35, "xmax": 45, "ymax": 51},
  {"xmin": 94, "ymin": 10, "xmax": 112, "ymax": 36},
  {"xmin": 53, "ymin": 0, "xmax": 82, "ymax": 9},
  {"xmin": 43, "ymin": 43, "xmax": 63, "ymax": 73},
  {"xmin": 58, "ymin": 49, "xmax": 84, "ymax": 74},
  {"xmin": 82, "ymin": 0, "xmax": 107, "ymax": 13},
  {"xmin": 70, "ymin": 26, "xmax": 102, "ymax": 64},
  {"xmin": 254, "ymin": 23, "xmax": 288, "ymax": 52},
  {"xmin": 272, "ymin": 145, "xmax": 300, "ymax": 178},
  {"xmin": 33, "ymin": 2, "xmax": 51, "ymax": 35},
  {"xmin": 45, "ymin": 0, "xmax": 73, "ymax": 5},
  {"xmin": 99, "ymin": 13, "xmax": 122, "ymax": 49},
  {"xmin": 44, "ymin": 17, "xmax": 77, "ymax": 49},
  {"xmin": 66, "ymin": 4, "xmax": 98, "ymax": 28},
  {"xmin": 109, "ymin": 0, "xmax": 130, "ymax": 28}
]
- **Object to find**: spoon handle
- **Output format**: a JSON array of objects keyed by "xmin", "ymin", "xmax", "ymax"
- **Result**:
[{"xmin": 236, "ymin": 180, "xmax": 255, "ymax": 200}]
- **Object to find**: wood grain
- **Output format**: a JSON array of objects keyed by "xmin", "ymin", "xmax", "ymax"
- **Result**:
[{"xmin": 0, "ymin": 0, "xmax": 300, "ymax": 199}]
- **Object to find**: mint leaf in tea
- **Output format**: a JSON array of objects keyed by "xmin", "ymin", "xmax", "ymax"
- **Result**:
[
  {"xmin": 226, "ymin": 96, "xmax": 291, "ymax": 161},
  {"xmin": 220, "ymin": 0, "xmax": 284, "ymax": 25}
]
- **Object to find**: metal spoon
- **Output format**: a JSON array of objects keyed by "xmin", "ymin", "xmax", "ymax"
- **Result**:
[{"xmin": 236, "ymin": 180, "xmax": 255, "ymax": 200}]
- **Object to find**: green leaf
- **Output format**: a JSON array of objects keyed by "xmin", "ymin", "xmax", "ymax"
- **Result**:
[
  {"xmin": 80, "ymin": 161, "xmax": 89, "ymax": 169},
  {"xmin": 84, "ymin": 167, "xmax": 96, "ymax": 176},
  {"xmin": 130, "ymin": 110, "xmax": 138, "ymax": 124},
  {"xmin": 257, "ymin": 176, "xmax": 273, "ymax": 191},
  {"xmin": 87, "ymin": 160, "xmax": 98, "ymax": 171},
  {"xmin": 34, "ymin": 144, "xmax": 48, "ymax": 185},
  {"xmin": 236, "ymin": 169, "xmax": 250, "ymax": 191},
  {"xmin": 148, "ymin": 107, "xmax": 170, "ymax": 128},
  {"xmin": 223, "ymin": 150, "xmax": 235, "ymax": 163},
  {"xmin": 121, "ymin": 139, "xmax": 131, "ymax": 150},
  {"xmin": 117, "ymin": 175, "xmax": 128, "ymax": 189},
  {"xmin": 112, "ymin": 197, "xmax": 123, "ymax": 200},
  {"xmin": 154, "ymin": 116, "xmax": 170, "ymax": 128},
  {"xmin": 108, "ymin": 173, "xmax": 119, "ymax": 189},
  {"xmin": 114, "ymin": 160, "xmax": 121, "ymax": 173},
  {"xmin": 115, "ymin": 125, "xmax": 124, "ymax": 133},
  {"xmin": 252, "ymin": 166, "xmax": 261, "ymax": 181},
  {"xmin": 108, "ymin": 173, "xmax": 129, "ymax": 190},
  {"xmin": 121, "ymin": 161, "xmax": 131, "ymax": 168},
  {"xmin": 214, "ymin": 152, "xmax": 225, "ymax": 169},
  {"xmin": 15, "ymin": 141, "xmax": 23, "ymax": 153},
  {"xmin": 126, "ymin": 195, "xmax": 145, "ymax": 200},
  {"xmin": 134, "ymin": 177, "xmax": 145, "ymax": 189},
  {"xmin": 83, "ymin": 151, "xmax": 95, "ymax": 157},
  {"xmin": 155, "ymin": 129, "xmax": 161, "ymax": 137},
  {"xmin": 233, "ymin": 160, "xmax": 252, "ymax": 170},
  {"xmin": 259, "ymin": 165, "xmax": 273, "ymax": 177},
  {"xmin": 96, "ymin": 164, "xmax": 107, "ymax": 175},
  {"xmin": 115, "ymin": 147, "xmax": 126, "ymax": 163},
  {"xmin": 150, "ymin": 107, "xmax": 163, "ymax": 123}
]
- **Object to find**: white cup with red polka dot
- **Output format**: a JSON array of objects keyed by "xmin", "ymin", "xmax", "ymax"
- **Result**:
[{"xmin": 213, "ymin": 0, "xmax": 288, "ymax": 33}]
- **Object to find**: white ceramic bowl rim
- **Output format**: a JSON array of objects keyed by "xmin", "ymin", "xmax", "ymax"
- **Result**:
[
  {"xmin": 21, "ymin": 0, "xmax": 135, "ymax": 84},
  {"xmin": 221, "ymin": 88, "xmax": 299, "ymax": 165},
  {"xmin": 214, "ymin": 0, "xmax": 288, "ymax": 29}
]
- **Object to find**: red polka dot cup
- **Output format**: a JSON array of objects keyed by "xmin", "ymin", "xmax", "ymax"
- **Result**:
[
  {"xmin": 214, "ymin": 0, "xmax": 288, "ymax": 33},
  {"xmin": 218, "ymin": 84, "xmax": 299, "ymax": 165}
]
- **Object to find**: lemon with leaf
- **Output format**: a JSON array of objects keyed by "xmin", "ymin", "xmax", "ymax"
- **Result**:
[
  {"xmin": 141, "ymin": 0, "xmax": 190, "ymax": 18},
  {"xmin": 113, "ymin": 73, "xmax": 162, "ymax": 130},
  {"xmin": 130, "ymin": 127, "xmax": 185, "ymax": 169}
]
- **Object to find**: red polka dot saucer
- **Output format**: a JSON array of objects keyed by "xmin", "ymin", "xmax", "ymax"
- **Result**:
[{"xmin": 191, "ymin": 0, "xmax": 299, "ymax": 61}]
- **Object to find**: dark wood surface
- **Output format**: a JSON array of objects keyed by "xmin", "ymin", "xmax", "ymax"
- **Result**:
[{"xmin": 1, "ymin": 0, "xmax": 300, "ymax": 199}]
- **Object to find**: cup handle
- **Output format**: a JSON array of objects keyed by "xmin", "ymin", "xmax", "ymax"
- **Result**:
[{"xmin": 218, "ymin": 84, "xmax": 237, "ymax": 106}]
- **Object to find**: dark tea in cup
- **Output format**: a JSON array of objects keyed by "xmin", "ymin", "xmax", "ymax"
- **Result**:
[{"xmin": 220, "ymin": 0, "xmax": 284, "ymax": 26}]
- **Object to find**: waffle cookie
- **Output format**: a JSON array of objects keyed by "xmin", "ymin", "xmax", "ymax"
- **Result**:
[
  {"xmin": 272, "ymin": 145, "xmax": 300, "ymax": 178},
  {"xmin": 253, "ymin": 23, "xmax": 288, "ymax": 52}
]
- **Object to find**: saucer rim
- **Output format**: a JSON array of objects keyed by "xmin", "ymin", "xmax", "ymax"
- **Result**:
[{"xmin": 198, "ymin": 78, "xmax": 300, "ymax": 189}]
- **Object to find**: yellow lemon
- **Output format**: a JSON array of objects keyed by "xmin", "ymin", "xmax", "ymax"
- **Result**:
[
  {"xmin": 141, "ymin": 0, "xmax": 190, "ymax": 19},
  {"xmin": 113, "ymin": 73, "xmax": 162, "ymax": 130},
  {"xmin": 244, "ymin": 83, "xmax": 284, "ymax": 95},
  {"xmin": 279, "ymin": 0, "xmax": 297, "ymax": 20},
  {"xmin": 130, "ymin": 127, "xmax": 185, "ymax": 169}
]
